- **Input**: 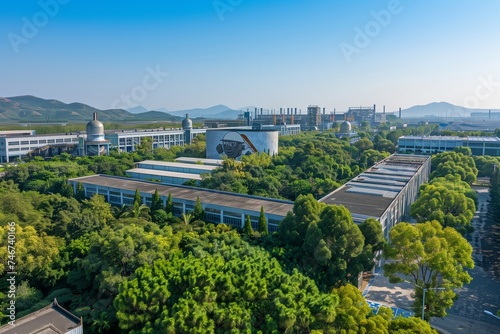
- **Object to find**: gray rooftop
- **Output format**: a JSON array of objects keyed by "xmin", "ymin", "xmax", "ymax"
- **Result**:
[
  {"xmin": 137, "ymin": 160, "xmax": 217, "ymax": 171},
  {"xmin": 70, "ymin": 175, "xmax": 294, "ymax": 217},
  {"xmin": 319, "ymin": 154, "xmax": 430, "ymax": 219},
  {"xmin": 174, "ymin": 157, "xmax": 224, "ymax": 166},
  {"xmin": 127, "ymin": 168, "xmax": 203, "ymax": 180},
  {"xmin": 399, "ymin": 135, "xmax": 500, "ymax": 142},
  {"xmin": 0, "ymin": 299, "xmax": 81, "ymax": 334}
]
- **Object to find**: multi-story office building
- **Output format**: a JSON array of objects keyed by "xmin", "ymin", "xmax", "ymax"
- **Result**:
[{"xmin": 398, "ymin": 136, "xmax": 500, "ymax": 156}]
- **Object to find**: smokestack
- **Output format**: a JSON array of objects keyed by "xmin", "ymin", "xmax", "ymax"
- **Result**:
[
  {"xmin": 260, "ymin": 108, "xmax": 263, "ymax": 116},
  {"xmin": 323, "ymin": 107, "xmax": 326, "ymax": 115},
  {"xmin": 93, "ymin": 112, "xmax": 97, "ymax": 121},
  {"xmin": 383, "ymin": 105, "xmax": 386, "ymax": 114},
  {"xmin": 489, "ymin": 109, "xmax": 491, "ymax": 120},
  {"xmin": 399, "ymin": 107, "xmax": 402, "ymax": 119},
  {"xmin": 294, "ymin": 108, "xmax": 297, "ymax": 115}
]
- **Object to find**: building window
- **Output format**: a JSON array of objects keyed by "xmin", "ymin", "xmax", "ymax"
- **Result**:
[
  {"xmin": 30, "ymin": 140, "xmax": 37, "ymax": 144},
  {"xmin": 21, "ymin": 141, "xmax": 29, "ymax": 145},
  {"xmin": 56, "ymin": 139, "xmax": 64, "ymax": 143},
  {"xmin": 9, "ymin": 141, "xmax": 19, "ymax": 146}
]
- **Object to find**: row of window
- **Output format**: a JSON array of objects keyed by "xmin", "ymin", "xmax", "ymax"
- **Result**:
[
  {"xmin": 82, "ymin": 185, "xmax": 282, "ymax": 230},
  {"xmin": 7, "ymin": 138, "xmax": 78, "ymax": 146}
]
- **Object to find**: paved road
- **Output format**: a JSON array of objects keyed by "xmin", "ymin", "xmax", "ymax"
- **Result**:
[{"xmin": 365, "ymin": 187, "xmax": 500, "ymax": 333}]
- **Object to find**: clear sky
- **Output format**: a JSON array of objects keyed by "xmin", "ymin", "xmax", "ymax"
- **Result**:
[{"xmin": 1, "ymin": 0, "xmax": 499, "ymax": 112}]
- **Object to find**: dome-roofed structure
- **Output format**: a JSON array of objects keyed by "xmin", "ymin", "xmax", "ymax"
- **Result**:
[
  {"xmin": 85, "ymin": 113, "xmax": 109, "ymax": 156},
  {"xmin": 86, "ymin": 113, "xmax": 105, "ymax": 142},
  {"xmin": 340, "ymin": 120, "xmax": 352, "ymax": 134},
  {"xmin": 182, "ymin": 114, "xmax": 192, "ymax": 130}
]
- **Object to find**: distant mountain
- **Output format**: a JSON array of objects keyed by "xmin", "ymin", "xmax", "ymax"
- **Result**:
[
  {"xmin": 127, "ymin": 106, "xmax": 149, "ymax": 114},
  {"xmin": 168, "ymin": 105, "xmax": 239, "ymax": 119},
  {"xmin": 401, "ymin": 102, "xmax": 500, "ymax": 118},
  {"xmin": 0, "ymin": 96, "xmax": 180, "ymax": 122},
  {"xmin": 211, "ymin": 109, "xmax": 244, "ymax": 119}
]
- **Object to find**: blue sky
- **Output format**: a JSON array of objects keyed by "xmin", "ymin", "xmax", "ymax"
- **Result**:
[{"xmin": 1, "ymin": 0, "xmax": 499, "ymax": 112}]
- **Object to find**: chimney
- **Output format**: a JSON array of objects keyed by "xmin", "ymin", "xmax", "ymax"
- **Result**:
[
  {"xmin": 323, "ymin": 107, "xmax": 326, "ymax": 115},
  {"xmin": 383, "ymin": 105, "xmax": 386, "ymax": 114},
  {"xmin": 93, "ymin": 112, "xmax": 97, "ymax": 121},
  {"xmin": 399, "ymin": 107, "xmax": 402, "ymax": 119},
  {"xmin": 489, "ymin": 109, "xmax": 491, "ymax": 120},
  {"xmin": 260, "ymin": 108, "xmax": 263, "ymax": 116}
]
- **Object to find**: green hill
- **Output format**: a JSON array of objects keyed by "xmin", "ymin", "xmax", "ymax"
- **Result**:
[{"xmin": 0, "ymin": 95, "xmax": 180, "ymax": 122}]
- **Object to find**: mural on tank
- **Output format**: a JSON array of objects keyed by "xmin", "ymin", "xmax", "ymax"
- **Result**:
[
  {"xmin": 206, "ymin": 129, "xmax": 279, "ymax": 160},
  {"xmin": 215, "ymin": 131, "xmax": 256, "ymax": 159}
]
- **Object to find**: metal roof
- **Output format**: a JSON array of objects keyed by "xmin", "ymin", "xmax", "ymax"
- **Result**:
[
  {"xmin": 174, "ymin": 157, "xmax": 224, "ymax": 166},
  {"xmin": 319, "ymin": 154, "xmax": 430, "ymax": 219},
  {"xmin": 0, "ymin": 299, "xmax": 81, "ymax": 334},
  {"xmin": 127, "ymin": 168, "xmax": 202, "ymax": 180},
  {"xmin": 137, "ymin": 160, "xmax": 217, "ymax": 171}
]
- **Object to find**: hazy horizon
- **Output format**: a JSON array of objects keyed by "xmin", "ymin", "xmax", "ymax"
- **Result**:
[{"xmin": 1, "ymin": 0, "xmax": 500, "ymax": 112}]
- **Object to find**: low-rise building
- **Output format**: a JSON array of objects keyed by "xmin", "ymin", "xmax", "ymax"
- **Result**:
[
  {"xmin": 319, "ymin": 154, "xmax": 431, "ymax": 240},
  {"xmin": 398, "ymin": 136, "xmax": 500, "ymax": 156},
  {"xmin": 0, "ymin": 299, "xmax": 82, "ymax": 334},
  {"xmin": 68, "ymin": 174, "xmax": 293, "ymax": 233}
]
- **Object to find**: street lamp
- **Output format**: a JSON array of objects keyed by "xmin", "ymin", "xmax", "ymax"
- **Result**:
[
  {"xmin": 404, "ymin": 281, "xmax": 445, "ymax": 320},
  {"xmin": 483, "ymin": 310, "xmax": 500, "ymax": 320}
]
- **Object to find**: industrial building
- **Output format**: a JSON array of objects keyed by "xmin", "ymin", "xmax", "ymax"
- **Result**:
[
  {"xmin": 0, "ymin": 299, "xmax": 82, "ymax": 334},
  {"xmin": 68, "ymin": 174, "xmax": 293, "ymax": 232},
  {"xmin": 398, "ymin": 136, "xmax": 500, "ymax": 156},
  {"xmin": 0, "ymin": 113, "xmax": 301, "ymax": 162},
  {"xmin": 319, "ymin": 154, "xmax": 431, "ymax": 240}
]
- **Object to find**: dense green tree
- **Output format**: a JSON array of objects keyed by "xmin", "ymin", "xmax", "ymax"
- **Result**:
[
  {"xmin": 384, "ymin": 221, "xmax": 474, "ymax": 320},
  {"xmin": 316, "ymin": 205, "xmax": 365, "ymax": 286},
  {"xmin": 150, "ymin": 189, "xmax": 163, "ymax": 213},
  {"xmin": 165, "ymin": 192, "xmax": 174, "ymax": 214},
  {"xmin": 192, "ymin": 196, "xmax": 205, "ymax": 221},
  {"xmin": 114, "ymin": 241, "xmax": 339, "ymax": 333},
  {"xmin": 0, "ymin": 224, "xmax": 64, "ymax": 287},
  {"xmin": 410, "ymin": 184, "xmax": 475, "ymax": 234},
  {"xmin": 258, "ymin": 206, "xmax": 268, "ymax": 236},
  {"xmin": 243, "ymin": 215, "xmax": 254, "ymax": 236},
  {"xmin": 489, "ymin": 165, "xmax": 500, "ymax": 223},
  {"xmin": 430, "ymin": 150, "xmax": 477, "ymax": 184},
  {"xmin": 75, "ymin": 182, "xmax": 86, "ymax": 202},
  {"xmin": 359, "ymin": 218, "xmax": 385, "ymax": 252},
  {"xmin": 388, "ymin": 317, "xmax": 437, "ymax": 333}
]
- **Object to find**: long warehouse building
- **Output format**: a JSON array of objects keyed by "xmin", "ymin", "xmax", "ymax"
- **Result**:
[
  {"xmin": 319, "ymin": 154, "xmax": 431, "ymax": 240},
  {"xmin": 68, "ymin": 174, "xmax": 293, "ymax": 232}
]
